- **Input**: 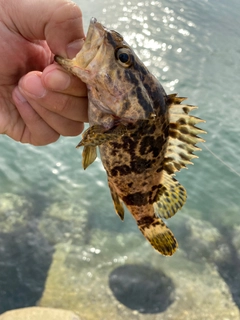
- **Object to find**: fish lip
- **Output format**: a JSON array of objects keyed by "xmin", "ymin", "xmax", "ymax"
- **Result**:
[
  {"xmin": 73, "ymin": 17, "xmax": 106, "ymax": 70},
  {"xmin": 86, "ymin": 17, "xmax": 106, "ymax": 43},
  {"xmin": 89, "ymin": 17, "xmax": 106, "ymax": 33},
  {"xmin": 90, "ymin": 17, "xmax": 97, "ymax": 24}
]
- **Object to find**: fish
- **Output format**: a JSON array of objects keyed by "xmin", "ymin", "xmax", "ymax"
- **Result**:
[{"xmin": 54, "ymin": 17, "xmax": 206, "ymax": 256}]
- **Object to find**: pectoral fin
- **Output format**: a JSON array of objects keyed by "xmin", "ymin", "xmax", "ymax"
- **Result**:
[
  {"xmin": 76, "ymin": 124, "xmax": 129, "ymax": 170},
  {"xmin": 153, "ymin": 170, "xmax": 187, "ymax": 219},
  {"xmin": 77, "ymin": 124, "xmax": 128, "ymax": 148},
  {"xmin": 76, "ymin": 125, "xmax": 107, "ymax": 148},
  {"xmin": 76, "ymin": 125, "xmax": 107, "ymax": 170}
]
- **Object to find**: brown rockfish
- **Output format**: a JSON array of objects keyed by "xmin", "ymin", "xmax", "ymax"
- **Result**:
[{"xmin": 55, "ymin": 17, "xmax": 205, "ymax": 256}]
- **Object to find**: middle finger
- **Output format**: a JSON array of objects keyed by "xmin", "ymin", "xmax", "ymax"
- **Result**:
[
  {"xmin": 42, "ymin": 64, "xmax": 88, "ymax": 97},
  {"xmin": 19, "ymin": 71, "xmax": 88, "ymax": 122}
]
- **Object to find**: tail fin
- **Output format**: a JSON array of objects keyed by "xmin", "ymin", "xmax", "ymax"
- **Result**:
[{"xmin": 138, "ymin": 216, "xmax": 177, "ymax": 256}]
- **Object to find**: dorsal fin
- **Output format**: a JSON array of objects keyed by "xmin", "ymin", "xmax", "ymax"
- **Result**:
[{"xmin": 163, "ymin": 94, "xmax": 206, "ymax": 175}]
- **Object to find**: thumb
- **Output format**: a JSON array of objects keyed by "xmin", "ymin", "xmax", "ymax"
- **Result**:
[{"xmin": 4, "ymin": 0, "xmax": 84, "ymax": 57}]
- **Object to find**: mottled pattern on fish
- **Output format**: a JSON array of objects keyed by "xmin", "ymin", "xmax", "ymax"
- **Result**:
[{"xmin": 55, "ymin": 17, "xmax": 206, "ymax": 256}]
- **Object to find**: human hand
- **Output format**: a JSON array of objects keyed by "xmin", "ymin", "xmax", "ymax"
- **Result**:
[{"xmin": 0, "ymin": 0, "xmax": 88, "ymax": 145}]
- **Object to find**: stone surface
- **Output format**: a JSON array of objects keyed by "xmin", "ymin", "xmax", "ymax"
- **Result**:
[
  {"xmin": 1, "ymin": 191, "xmax": 239, "ymax": 319},
  {"xmin": 0, "ymin": 307, "xmax": 80, "ymax": 320},
  {"xmin": 39, "ymin": 212, "xmax": 240, "ymax": 320},
  {"xmin": 172, "ymin": 214, "xmax": 222, "ymax": 261},
  {"xmin": 0, "ymin": 193, "xmax": 33, "ymax": 233},
  {"xmin": 39, "ymin": 200, "xmax": 88, "ymax": 245}
]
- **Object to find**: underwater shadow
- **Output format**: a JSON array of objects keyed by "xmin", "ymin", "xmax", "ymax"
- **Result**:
[
  {"xmin": 0, "ymin": 224, "xmax": 54, "ymax": 314},
  {"xmin": 109, "ymin": 264, "xmax": 175, "ymax": 314},
  {"xmin": 214, "ymin": 228, "xmax": 240, "ymax": 309}
]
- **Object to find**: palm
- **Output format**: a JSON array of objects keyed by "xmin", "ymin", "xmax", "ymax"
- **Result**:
[{"xmin": 0, "ymin": 24, "xmax": 52, "ymax": 139}]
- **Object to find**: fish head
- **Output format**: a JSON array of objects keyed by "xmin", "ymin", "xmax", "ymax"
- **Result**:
[{"xmin": 55, "ymin": 18, "xmax": 167, "ymax": 127}]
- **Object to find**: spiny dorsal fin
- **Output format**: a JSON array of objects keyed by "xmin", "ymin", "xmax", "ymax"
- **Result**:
[
  {"xmin": 108, "ymin": 180, "xmax": 125, "ymax": 220},
  {"xmin": 164, "ymin": 94, "xmax": 206, "ymax": 175},
  {"xmin": 153, "ymin": 170, "xmax": 187, "ymax": 219},
  {"xmin": 138, "ymin": 216, "xmax": 178, "ymax": 256}
]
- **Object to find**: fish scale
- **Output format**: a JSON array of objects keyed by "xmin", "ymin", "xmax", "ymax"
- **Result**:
[{"xmin": 54, "ymin": 17, "xmax": 206, "ymax": 256}]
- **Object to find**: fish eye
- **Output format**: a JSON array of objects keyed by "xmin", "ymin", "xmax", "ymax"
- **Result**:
[
  {"xmin": 115, "ymin": 48, "xmax": 132, "ymax": 67},
  {"xmin": 119, "ymin": 52, "xmax": 129, "ymax": 63}
]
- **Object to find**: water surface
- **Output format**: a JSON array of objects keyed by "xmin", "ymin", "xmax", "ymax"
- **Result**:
[{"xmin": 0, "ymin": 0, "xmax": 240, "ymax": 317}]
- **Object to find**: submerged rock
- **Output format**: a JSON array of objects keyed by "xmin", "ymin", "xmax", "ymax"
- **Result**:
[
  {"xmin": 0, "ymin": 193, "xmax": 54, "ymax": 313},
  {"xmin": 39, "ymin": 213, "xmax": 239, "ymax": 320},
  {"xmin": 0, "ymin": 224, "xmax": 53, "ymax": 314},
  {"xmin": 232, "ymin": 225, "xmax": 240, "ymax": 259},
  {"xmin": 0, "ymin": 307, "xmax": 80, "ymax": 320},
  {"xmin": 2, "ymin": 192, "xmax": 237, "ymax": 318},
  {"xmin": 39, "ymin": 200, "xmax": 88, "ymax": 245},
  {"xmin": 0, "ymin": 193, "xmax": 33, "ymax": 233},
  {"xmin": 171, "ymin": 213, "xmax": 222, "ymax": 261}
]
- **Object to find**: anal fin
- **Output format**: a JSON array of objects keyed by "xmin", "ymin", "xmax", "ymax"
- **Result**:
[
  {"xmin": 154, "ymin": 170, "xmax": 187, "ymax": 219},
  {"xmin": 138, "ymin": 216, "xmax": 177, "ymax": 256}
]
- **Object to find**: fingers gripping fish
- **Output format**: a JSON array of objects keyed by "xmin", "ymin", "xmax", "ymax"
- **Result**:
[{"xmin": 55, "ymin": 18, "xmax": 206, "ymax": 256}]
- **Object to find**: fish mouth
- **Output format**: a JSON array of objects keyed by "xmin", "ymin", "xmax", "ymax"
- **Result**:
[
  {"xmin": 73, "ymin": 17, "xmax": 106, "ymax": 69},
  {"xmin": 55, "ymin": 18, "xmax": 105, "ymax": 70},
  {"xmin": 84, "ymin": 17, "xmax": 105, "ymax": 49}
]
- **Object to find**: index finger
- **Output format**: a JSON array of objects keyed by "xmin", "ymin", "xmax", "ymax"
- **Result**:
[{"xmin": 3, "ymin": 0, "xmax": 84, "ymax": 57}]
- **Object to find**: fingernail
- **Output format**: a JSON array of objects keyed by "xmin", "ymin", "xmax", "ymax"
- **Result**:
[
  {"xmin": 21, "ymin": 74, "xmax": 46, "ymax": 98},
  {"xmin": 14, "ymin": 87, "xmax": 27, "ymax": 103},
  {"xmin": 67, "ymin": 39, "xmax": 85, "ymax": 58},
  {"xmin": 44, "ymin": 69, "xmax": 71, "ymax": 91}
]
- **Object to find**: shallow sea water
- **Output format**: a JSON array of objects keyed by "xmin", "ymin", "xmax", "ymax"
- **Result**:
[{"xmin": 0, "ymin": 0, "xmax": 240, "ymax": 318}]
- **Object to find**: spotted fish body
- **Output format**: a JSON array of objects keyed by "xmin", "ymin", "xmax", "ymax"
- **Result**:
[{"xmin": 55, "ymin": 18, "xmax": 205, "ymax": 256}]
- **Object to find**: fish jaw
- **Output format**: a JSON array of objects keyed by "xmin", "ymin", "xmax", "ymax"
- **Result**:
[
  {"xmin": 76, "ymin": 18, "xmax": 106, "ymax": 69},
  {"xmin": 54, "ymin": 18, "xmax": 105, "ymax": 82}
]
